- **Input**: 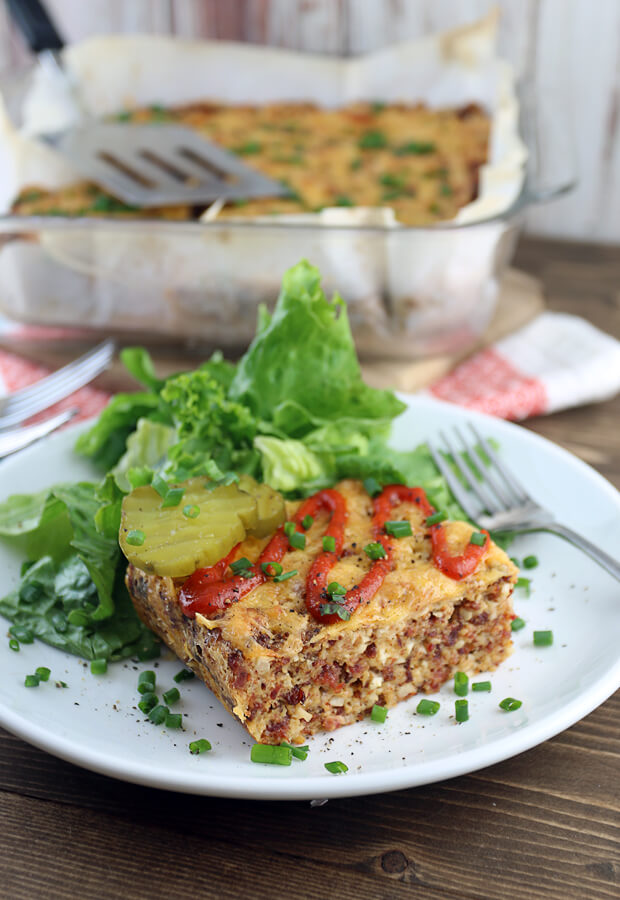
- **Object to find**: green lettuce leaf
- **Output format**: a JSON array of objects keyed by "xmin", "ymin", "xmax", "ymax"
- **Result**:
[
  {"xmin": 120, "ymin": 347, "xmax": 166, "ymax": 392},
  {"xmin": 230, "ymin": 260, "xmax": 405, "ymax": 438},
  {"xmin": 0, "ymin": 554, "xmax": 158, "ymax": 660},
  {"xmin": 74, "ymin": 391, "xmax": 163, "ymax": 470},
  {"xmin": 112, "ymin": 418, "xmax": 176, "ymax": 491},
  {"xmin": 254, "ymin": 436, "xmax": 326, "ymax": 492}
]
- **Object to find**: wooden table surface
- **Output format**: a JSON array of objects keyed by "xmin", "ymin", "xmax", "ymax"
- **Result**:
[{"xmin": 1, "ymin": 237, "xmax": 618, "ymax": 900}]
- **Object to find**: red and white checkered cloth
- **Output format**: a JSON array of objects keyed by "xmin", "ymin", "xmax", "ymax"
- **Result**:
[{"xmin": 1, "ymin": 312, "xmax": 619, "ymax": 423}]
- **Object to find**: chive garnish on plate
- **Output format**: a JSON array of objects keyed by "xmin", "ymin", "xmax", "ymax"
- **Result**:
[
  {"xmin": 324, "ymin": 760, "xmax": 348, "ymax": 774},
  {"xmin": 455, "ymin": 699, "xmax": 469, "ymax": 723},
  {"xmin": 416, "ymin": 699, "xmax": 440, "ymax": 716},
  {"xmin": 251, "ymin": 744, "xmax": 292, "ymax": 766},
  {"xmin": 370, "ymin": 704, "xmax": 388, "ymax": 723}
]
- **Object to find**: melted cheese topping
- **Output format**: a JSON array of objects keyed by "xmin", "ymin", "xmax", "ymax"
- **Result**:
[{"xmin": 195, "ymin": 479, "xmax": 517, "ymax": 660}]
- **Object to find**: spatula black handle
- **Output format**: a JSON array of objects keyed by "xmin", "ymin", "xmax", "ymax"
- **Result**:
[{"xmin": 6, "ymin": 0, "xmax": 65, "ymax": 54}]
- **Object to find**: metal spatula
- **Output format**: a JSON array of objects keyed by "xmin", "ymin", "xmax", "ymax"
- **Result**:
[{"xmin": 6, "ymin": 0, "xmax": 289, "ymax": 208}]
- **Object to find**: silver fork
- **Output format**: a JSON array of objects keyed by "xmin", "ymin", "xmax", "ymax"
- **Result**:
[
  {"xmin": 0, "ymin": 339, "xmax": 115, "ymax": 429},
  {"xmin": 0, "ymin": 408, "xmax": 77, "ymax": 459},
  {"xmin": 428, "ymin": 422, "xmax": 620, "ymax": 582}
]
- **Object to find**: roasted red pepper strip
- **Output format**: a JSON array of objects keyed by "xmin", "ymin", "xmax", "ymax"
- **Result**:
[
  {"xmin": 179, "ymin": 489, "xmax": 345, "ymax": 619},
  {"xmin": 431, "ymin": 525, "xmax": 490, "ymax": 579}
]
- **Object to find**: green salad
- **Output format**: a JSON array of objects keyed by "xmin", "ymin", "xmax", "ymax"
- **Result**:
[{"xmin": 0, "ymin": 260, "xmax": 468, "ymax": 662}]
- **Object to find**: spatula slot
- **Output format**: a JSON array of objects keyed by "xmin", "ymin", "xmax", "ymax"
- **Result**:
[
  {"xmin": 178, "ymin": 148, "xmax": 238, "ymax": 184},
  {"xmin": 139, "ymin": 150, "xmax": 198, "ymax": 185},
  {"xmin": 98, "ymin": 152, "xmax": 155, "ymax": 188}
]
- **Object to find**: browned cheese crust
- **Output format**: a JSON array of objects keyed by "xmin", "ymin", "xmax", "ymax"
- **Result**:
[
  {"xmin": 126, "ymin": 479, "xmax": 517, "ymax": 743},
  {"xmin": 13, "ymin": 101, "xmax": 489, "ymax": 226}
]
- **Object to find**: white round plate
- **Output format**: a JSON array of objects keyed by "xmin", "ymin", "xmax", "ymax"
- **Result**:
[{"xmin": 0, "ymin": 395, "xmax": 618, "ymax": 800}]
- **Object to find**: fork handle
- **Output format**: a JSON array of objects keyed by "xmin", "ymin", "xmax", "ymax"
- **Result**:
[
  {"xmin": 6, "ymin": 0, "xmax": 64, "ymax": 54},
  {"xmin": 543, "ymin": 523, "xmax": 620, "ymax": 582}
]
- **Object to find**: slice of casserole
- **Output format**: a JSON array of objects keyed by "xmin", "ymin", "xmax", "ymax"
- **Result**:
[{"xmin": 126, "ymin": 479, "xmax": 517, "ymax": 744}]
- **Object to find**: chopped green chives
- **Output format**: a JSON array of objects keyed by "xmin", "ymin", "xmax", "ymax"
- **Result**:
[
  {"xmin": 370, "ymin": 704, "xmax": 388, "ymax": 723},
  {"xmin": 283, "ymin": 521, "xmax": 296, "ymax": 537},
  {"xmin": 511, "ymin": 617, "xmax": 526, "ymax": 632},
  {"xmin": 273, "ymin": 569, "xmax": 297, "ymax": 583},
  {"xmin": 148, "ymin": 704, "xmax": 169, "ymax": 725},
  {"xmin": 302, "ymin": 514, "xmax": 314, "ymax": 530},
  {"xmin": 9, "ymin": 625, "xmax": 34, "ymax": 644},
  {"xmin": 288, "ymin": 531, "xmax": 306, "ymax": 551},
  {"xmin": 472, "ymin": 681, "xmax": 492, "ymax": 692},
  {"xmin": 358, "ymin": 130, "xmax": 387, "ymax": 149},
  {"xmin": 126, "ymin": 529, "xmax": 145, "ymax": 547},
  {"xmin": 90, "ymin": 658, "xmax": 107, "ymax": 675},
  {"xmin": 261, "ymin": 561, "xmax": 283, "ymax": 578},
  {"xmin": 165, "ymin": 713, "xmax": 183, "ymax": 729},
  {"xmin": 138, "ymin": 692, "xmax": 158, "ymax": 714},
  {"xmin": 516, "ymin": 577, "xmax": 531, "ymax": 596},
  {"xmin": 138, "ymin": 670, "xmax": 156, "ymax": 692},
  {"xmin": 173, "ymin": 669, "xmax": 195, "ymax": 683},
  {"xmin": 161, "ymin": 486, "xmax": 185, "ymax": 508},
  {"xmin": 455, "ymin": 699, "xmax": 469, "ymax": 723},
  {"xmin": 454, "ymin": 671, "xmax": 469, "ymax": 696},
  {"xmin": 324, "ymin": 760, "xmax": 348, "ymax": 775},
  {"xmin": 189, "ymin": 739, "xmax": 211, "ymax": 754},
  {"xmin": 533, "ymin": 630, "xmax": 553, "ymax": 647},
  {"xmin": 499, "ymin": 697, "xmax": 522, "ymax": 712},
  {"xmin": 328, "ymin": 581, "xmax": 346, "ymax": 597},
  {"xmin": 151, "ymin": 474, "xmax": 169, "ymax": 498},
  {"xmin": 469, "ymin": 532, "xmax": 486, "ymax": 546},
  {"xmin": 35, "ymin": 667, "xmax": 50, "ymax": 682},
  {"xmin": 183, "ymin": 504, "xmax": 200, "ymax": 518},
  {"xmin": 510, "ymin": 557, "xmax": 520, "ymax": 567},
  {"xmin": 364, "ymin": 542, "xmax": 386, "ymax": 560},
  {"xmin": 385, "ymin": 520, "xmax": 412, "ymax": 538},
  {"xmin": 230, "ymin": 557, "xmax": 253, "ymax": 575},
  {"xmin": 8, "ymin": 638, "xmax": 19, "ymax": 652},
  {"xmin": 235, "ymin": 140, "xmax": 262, "ymax": 155},
  {"xmin": 56, "ymin": 681, "xmax": 68, "ymax": 689},
  {"xmin": 363, "ymin": 476, "xmax": 382, "ymax": 497},
  {"xmin": 320, "ymin": 602, "xmax": 351, "ymax": 621},
  {"xmin": 426, "ymin": 511, "xmax": 447, "ymax": 526},
  {"xmin": 523, "ymin": 555, "xmax": 539, "ymax": 569},
  {"xmin": 416, "ymin": 698, "xmax": 440, "ymax": 716},
  {"xmin": 250, "ymin": 744, "xmax": 292, "ymax": 766},
  {"xmin": 322, "ymin": 535, "xmax": 336, "ymax": 553},
  {"xmin": 393, "ymin": 140, "xmax": 436, "ymax": 155},
  {"xmin": 163, "ymin": 687, "xmax": 180, "ymax": 705},
  {"xmin": 280, "ymin": 741, "xmax": 309, "ymax": 761},
  {"xmin": 24, "ymin": 674, "xmax": 40, "ymax": 687}
]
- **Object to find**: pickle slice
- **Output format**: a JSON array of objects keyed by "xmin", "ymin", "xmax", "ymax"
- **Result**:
[
  {"xmin": 237, "ymin": 475, "xmax": 286, "ymax": 537},
  {"xmin": 119, "ymin": 479, "xmax": 259, "ymax": 577}
]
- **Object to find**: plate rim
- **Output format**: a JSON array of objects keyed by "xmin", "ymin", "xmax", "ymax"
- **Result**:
[{"xmin": 0, "ymin": 394, "xmax": 618, "ymax": 800}]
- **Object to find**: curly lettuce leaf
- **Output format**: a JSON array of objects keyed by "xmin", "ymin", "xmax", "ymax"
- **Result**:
[
  {"xmin": 230, "ymin": 260, "xmax": 405, "ymax": 438},
  {"xmin": 161, "ymin": 369, "xmax": 260, "ymax": 482}
]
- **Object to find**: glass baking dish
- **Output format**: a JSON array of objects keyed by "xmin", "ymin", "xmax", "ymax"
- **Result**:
[{"xmin": 0, "ymin": 67, "xmax": 574, "ymax": 361}]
